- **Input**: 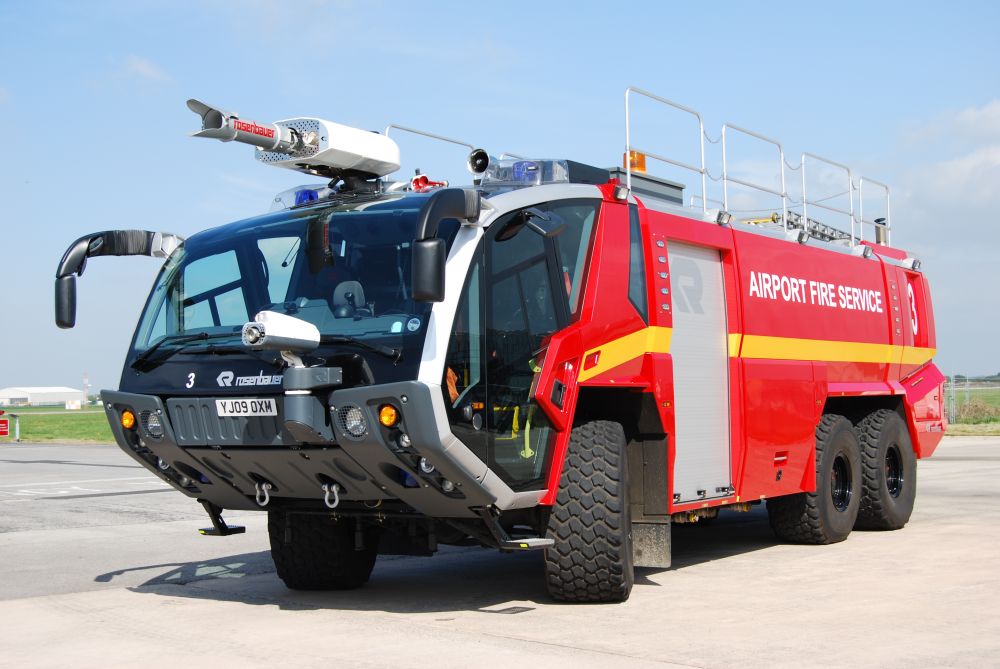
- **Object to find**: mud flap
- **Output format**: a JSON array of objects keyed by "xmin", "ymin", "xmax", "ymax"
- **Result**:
[{"xmin": 632, "ymin": 520, "xmax": 671, "ymax": 568}]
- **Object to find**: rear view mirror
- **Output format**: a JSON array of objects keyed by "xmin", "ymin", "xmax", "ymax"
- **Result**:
[
  {"xmin": 55, "ymin": 275, "xmax": 77, "ymax": 329},
  {"xmin": 412, "ymin": 188, "xmax": 480, "ymax": 303},
  {"xmin": 411, "ymin": 238, "xmax": 446, "ymax": 302},
  {"xmin": 496, "ymin": 208, "xmax": 567, "ymax": 242}
]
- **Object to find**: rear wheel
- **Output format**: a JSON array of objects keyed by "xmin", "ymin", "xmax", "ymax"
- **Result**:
[
  {"xmin": 268, "ymin": 511, "xmax": 378, "ymax": 590},
  {"xmin": 544, "ymin": 420, "xmax": 633, "ymax": 603},
  {"xmin": 767, "ymin": 414, "xmax": 861, "ymax": 544},
  {"xmin": 854, "ymin": 409, "xmax": 917, "ymax": 530}
]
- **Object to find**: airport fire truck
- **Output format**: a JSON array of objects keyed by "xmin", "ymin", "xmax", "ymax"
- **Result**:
[{"xmin": 55, "ymin": 88, "xmax": 945, "ymax": 602}]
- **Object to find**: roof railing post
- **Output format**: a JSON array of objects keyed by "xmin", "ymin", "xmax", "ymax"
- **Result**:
[
  {"xmin": 721, "ymin": 123, "xmax": 787, "ymax": 232},
  {"xmin": 802, "ymin": 152, "xmax": 857, "ymax": 245},
  {"xmin": 722, "ymin": 125, "xmax": 729, "ymax": 214},
  {"xmin": 624, "ymin": 87, "xmax": 707, "ymax": 214}
]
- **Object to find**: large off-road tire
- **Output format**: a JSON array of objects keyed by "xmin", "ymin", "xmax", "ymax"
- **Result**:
[
  {"xmin": 544, "ymin": 420, "xmax": 633, "ymax": 603},
  {"xmin": 854, "ymin": 409, "xmax": 917, "ymax": 530},
  {"xmin": 268, "ymin": 512, "xmax": 378, "ymax": 590},
  {"xmin": 767, "ymin": 414, "xmax": 861, "ymax": 544}
]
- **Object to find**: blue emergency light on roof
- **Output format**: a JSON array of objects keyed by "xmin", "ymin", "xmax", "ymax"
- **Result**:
[
  {"xmin": 479, "ymin": 158, "xmax": 610, "ymax": 189},
  {"xmin": 270, "ymin": 184, "xmax": 333, "ymax": 211}
]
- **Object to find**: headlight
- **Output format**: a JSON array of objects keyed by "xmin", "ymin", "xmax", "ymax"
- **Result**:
[{"xmin": 338, "ymin": 405, "xmax": 367, "ymax": 437}]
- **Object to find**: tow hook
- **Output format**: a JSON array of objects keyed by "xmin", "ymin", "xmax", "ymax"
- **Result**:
[
  {"xmin": 322, "ymin": 482, "xmax": 341, "ymax": 509},
  {"xmin": 254, "ymin": 481, "xmax": 273, "ymax": 507}
]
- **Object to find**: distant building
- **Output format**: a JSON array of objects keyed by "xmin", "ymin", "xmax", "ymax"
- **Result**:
[{"xmin": 0, "ymin": 386, "xmax": 86, "ymax": 407}]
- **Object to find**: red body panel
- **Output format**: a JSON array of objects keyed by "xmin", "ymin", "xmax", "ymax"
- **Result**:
[{"xmin": 533, "ymin": 188, "xmax": 944, "ymax": 510}]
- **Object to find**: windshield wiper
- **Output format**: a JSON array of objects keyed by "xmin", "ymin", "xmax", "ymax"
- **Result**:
[
  {"xmin": 131, "ymin": 331, "xmax": 240, "ymax": 371},
  {"xmin": 320, "ymin": 335, "xmax": 401, "ymax": 362}
]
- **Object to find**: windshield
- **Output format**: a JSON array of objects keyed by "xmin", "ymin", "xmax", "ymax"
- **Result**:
[{"xmin": 131, "ymin": 195, "xmax": 460, "ymax": 359}]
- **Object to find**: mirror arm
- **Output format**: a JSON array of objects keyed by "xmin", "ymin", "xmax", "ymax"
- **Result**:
[
  {"xmin": 54, "ymin": 229, "xmax": 185, "ymax": 329},
  {"xmin": 414, "ymin": 188, "xmax": 481, "ymax": 241}
]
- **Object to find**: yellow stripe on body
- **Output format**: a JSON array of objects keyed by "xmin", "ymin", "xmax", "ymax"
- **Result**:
[
  {"xmin": 740, "ymin": 334, "xmax": 936, "ymax": 366},
  {"xmin": 728, "ymin": 333, "xmax": 743, "ymax": 357},
  {"xmin": 574, "ymin": 329, "xmax": 935, "ymax": 384},
  {"xmin": 900, "ymin": 346, "xmax": 937, "ymax": 366},
  {"xmin": 577, "ymin": 326, "xmax": 672, "ymax": 382}
]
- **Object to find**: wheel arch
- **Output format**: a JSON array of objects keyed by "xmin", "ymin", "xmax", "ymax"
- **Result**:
[
  {"xmin": 573, "ymin": 386, "xmax": 665, "ymax": 439},
  {"xmin": 823, "ymin": 394, "xmax": 904, "ymax": 427},
  {"xmin": 573, "ymin": 386, "xmax": 670, "ymax": 520},
  {"xmin": 822, "ymin": 394, "xmax": 918, "ymax": 456}
]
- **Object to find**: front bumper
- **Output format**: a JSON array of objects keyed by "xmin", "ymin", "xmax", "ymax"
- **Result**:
[{"xmin": 103, "ymin": 381, "xmax": 541, "ymax": 517}]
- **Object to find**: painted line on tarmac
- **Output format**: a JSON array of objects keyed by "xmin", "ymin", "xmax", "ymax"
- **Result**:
[
  {"xmin": 0, "ymin": 487, "xmax": 173, "ymax": 501},
  {"xmin": 0, "ymin": 476, "xmax": 155, "ymax": 488},
  {"xmin": 42, "ymin": 489, "xmax": 175, "ymax": 500}
]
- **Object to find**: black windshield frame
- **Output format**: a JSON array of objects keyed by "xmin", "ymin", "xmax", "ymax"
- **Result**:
[{"xmin": 125, "ymin": 195, "xmax": 460, "ymax": 385}]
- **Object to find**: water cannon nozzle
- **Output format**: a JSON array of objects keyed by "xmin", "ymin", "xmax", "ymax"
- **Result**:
[{"xmin": 186, "ymin": 98, "xmax": 298, "ymax": 153}]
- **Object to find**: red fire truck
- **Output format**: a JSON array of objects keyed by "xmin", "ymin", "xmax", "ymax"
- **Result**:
[{"xmin": 55, "ymin": 88, "xmax": 945, "ymax": 602}]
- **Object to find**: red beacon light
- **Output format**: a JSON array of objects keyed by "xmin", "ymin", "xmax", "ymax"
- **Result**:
[{"xmin": 410, "ymin": 174, "xmax": 448, "ymax": 192}]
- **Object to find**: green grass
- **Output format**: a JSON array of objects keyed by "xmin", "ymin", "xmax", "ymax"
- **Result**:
[
  {"xmin": 945, "ymin": 423, "xmax": 1000, "ymax": 436},
  {"xmin": 0, "ymin": 410, "xmax": 114, "ymax": 443},
  {"xmin": 3, "ymin": 388, "xmax": 997, "ymax": 440},
  {"xmin": 954, "ymin": 388, "xmax": 1000, "ymax": 405},
  {"xmin": 949, "ymin": 386, "xmax": 1000, "ymax": 425},
  {"xmin": 1, "ymin": 404, "xmax": 98, "ymax": 413}
]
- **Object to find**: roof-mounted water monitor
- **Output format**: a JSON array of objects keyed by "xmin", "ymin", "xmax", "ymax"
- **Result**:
[{"xmin": 186, "ymin": 99, "xmax": 401, "ymax": 179}]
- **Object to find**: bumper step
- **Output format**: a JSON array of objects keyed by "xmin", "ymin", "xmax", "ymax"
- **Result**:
[
  {"xmin": 476, "ymin": 507, "xmax": 553, "ymax": 552},
  {"xmin": 502, "ymin": 537, "xmax": 555, "ymax": 551},
  {"xmin": 198, "ymin": 500, "xmax": 246, "ymax": 537}
]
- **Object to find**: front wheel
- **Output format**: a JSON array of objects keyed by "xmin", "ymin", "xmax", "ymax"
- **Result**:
[
  {"xmin": 767, "ymin": 414, "xmax": 862, "ymax": 544},
  {"xmin": 544, "ymin": 420, "xmax": 633, "ymax": 603},
  {"xmin": 268, "ymin": 512, "xmax": 378, "ymax": 590}
]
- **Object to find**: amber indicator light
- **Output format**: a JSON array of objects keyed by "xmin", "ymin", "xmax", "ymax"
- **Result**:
[{"xmin": 378, "ymin": 404, "xmax": 400, "ymax": 428}]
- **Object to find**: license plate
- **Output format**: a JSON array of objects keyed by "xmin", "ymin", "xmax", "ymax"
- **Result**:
[{"xmin": 215, "ymin": 398, "xmax": 278, "ymax": 417}]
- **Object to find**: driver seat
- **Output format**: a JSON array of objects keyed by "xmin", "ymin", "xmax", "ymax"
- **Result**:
[{"xmin": 333, "ymin": 280, "xmax": 366, "ymax": 308}]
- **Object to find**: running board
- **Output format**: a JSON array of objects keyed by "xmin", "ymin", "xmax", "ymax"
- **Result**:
[{"xmin": 475, "ymin": 507, "xmax": 554, "ymax": 551}]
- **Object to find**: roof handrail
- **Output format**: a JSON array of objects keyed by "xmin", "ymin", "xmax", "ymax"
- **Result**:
[
  {"xmin": 801, "ymin": 152, "xmax": 856, "ymax": 244},
  {"xmin": 625, "ymin": 87, "xmax": 708, "ymax": 213},
  {"xmin": 721, "ymin": 124, "xmax": 788, "ymax": 231},
  {"xmin": 858, "ymin": 177, "xmax": 891, "ymax": 245}
]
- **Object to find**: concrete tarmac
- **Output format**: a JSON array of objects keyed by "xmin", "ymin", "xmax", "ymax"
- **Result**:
[{"xmin": 0, "ymin": 438, "xmax": 998, "ymax": 668}]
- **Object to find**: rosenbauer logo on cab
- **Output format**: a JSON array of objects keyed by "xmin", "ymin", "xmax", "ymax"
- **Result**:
[{"xmin": 747, "ymin": 270, "xmax": 884, "ymax": 314}]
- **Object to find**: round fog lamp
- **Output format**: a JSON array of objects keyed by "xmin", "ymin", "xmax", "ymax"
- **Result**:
[
  {"xmin": 143, "ymin": 411, "xmax": 164, "ymax": 438},
  {"xmin": 120, "ymin": 410, "xmax": 136, "ymax": 431},
  {"xmin": 419, "ymin": 457, "xmax": 435, "ymax": 474},
  {"xmin": 398, "ymin": 432, "xmax": 412, "ymax": 449},
  {"xmin": 378, "ymin": 404, "xmax": 399, "ymax": 428},
  {"xmin": 341, "ymin": 406, "xmax": 367, "ymax": 437},
  {"xmin": 441, "ymin": 479, "xmax": 455, "ymax": 493}
]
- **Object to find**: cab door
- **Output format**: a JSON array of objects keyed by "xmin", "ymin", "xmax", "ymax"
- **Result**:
[
  {"xmin": 483, "ymin": 207, "xmax": 570, "ymax": 490},
  {"xmin": 440, "ymin": 199, "xmax": 600, "ymax": 491}
]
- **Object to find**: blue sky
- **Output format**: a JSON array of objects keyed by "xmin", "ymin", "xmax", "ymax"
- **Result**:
[{"xmin": 1, "ymin": 1, "xmax": 998, "ymax": 390}]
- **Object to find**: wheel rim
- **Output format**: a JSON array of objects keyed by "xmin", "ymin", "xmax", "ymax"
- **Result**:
[
  {"xmin": 885, "ymin": 445, "xmax": 904, "ymax": 498},
  {"xmin": 830, "ymin": 454, "xmax": 852, "ymax": 512}
]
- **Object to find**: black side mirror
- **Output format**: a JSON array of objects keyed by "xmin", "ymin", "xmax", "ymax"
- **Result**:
[
  {"xmin": 55, "ymin": 275, "xmax": 77, "ymax": 329},
  {"xmin": 412, "ymin": 188, "xmax": 480, "ymax": 303},
  {"xmin": 411, "ymin": 238, "xmax": 446, "ymax": 302}
]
